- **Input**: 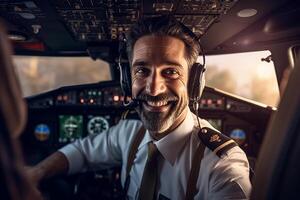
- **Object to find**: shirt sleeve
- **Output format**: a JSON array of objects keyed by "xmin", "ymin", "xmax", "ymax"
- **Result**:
[
  {"xmin": 207, "ymin": 146, "xmax": 252, "ymax": 200},
  {"xmin": 58, "ymin": 120, "xmax": 137, "ymax": 174}
]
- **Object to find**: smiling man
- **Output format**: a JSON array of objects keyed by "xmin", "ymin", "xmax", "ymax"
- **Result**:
[
  {"xmin": 28, "ymin": 16, "xmax": 251, "ymax": 200},
  {"xmin": 132, "ymin": 35, "xmax": 188, "ymax": 138}
]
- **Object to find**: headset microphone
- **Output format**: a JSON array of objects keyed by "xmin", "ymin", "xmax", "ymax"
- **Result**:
[{"xmin": 123, "ymin": 98, "xmax": 140, "ymax": 108}]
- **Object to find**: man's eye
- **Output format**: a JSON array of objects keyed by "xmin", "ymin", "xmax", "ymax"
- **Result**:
[
  {"xmin": 164, "ymin": 69, "xmax": 179, "ymax": 77},
  {"xmin": 137, "ymin": 69, "xmax": 144, "ymax": 74},
  {"xmin": 134, "ymin": 67, "xmax": 148, "ymax": 76}
]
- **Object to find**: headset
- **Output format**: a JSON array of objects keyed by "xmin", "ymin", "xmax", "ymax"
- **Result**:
[{"xmin": 118, "ymin": 18, "xmax": 206, "ymax": 112}]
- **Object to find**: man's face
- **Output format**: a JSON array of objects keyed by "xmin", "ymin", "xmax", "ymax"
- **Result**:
[{"xmin": 131, "ymin": 35, "xmax": 189, "ymax": 136}]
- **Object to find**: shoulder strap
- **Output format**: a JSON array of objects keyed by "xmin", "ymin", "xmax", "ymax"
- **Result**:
[
  {"xmin": 185, "ymin": 127, "xmax": 238, "ymax": 199},
  {"xmin": 123, "ymin": 126, "xmax": 146, "ymax": 195},
  {"xmin": 185, "ymin": 136, "xmax": 205, "ymax": 200},
  {"xmin": 198, "ymin": 127, "xmax": 237, "ymax": 157}
]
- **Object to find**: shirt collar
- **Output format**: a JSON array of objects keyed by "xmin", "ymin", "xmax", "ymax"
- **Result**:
[{"xmin": 136, "ymin": 108, "xmax": 193, "ymax": 166}]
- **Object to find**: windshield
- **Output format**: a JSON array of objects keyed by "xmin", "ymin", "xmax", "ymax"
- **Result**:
[
  {"xmin": 205, "ymin": 51, "xmax": 279, "ymax": 107},
  {"xmin": 13, "ymin": 52, "xmax": 279, "ymax": 107},
  {"xmin": 14, "ymin": 56, "xmax": 111, "ymax": 97}
]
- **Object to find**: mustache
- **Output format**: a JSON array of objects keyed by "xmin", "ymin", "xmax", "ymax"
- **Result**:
[{"xmin": 135, "ymin": 93, "xmax": 178, "ymax": 102}]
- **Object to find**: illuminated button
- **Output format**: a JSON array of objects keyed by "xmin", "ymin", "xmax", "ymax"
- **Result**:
[
  {"xmin": 207, "ymin": 99, "xmax": 212, "ymax": 105},
  {"xmin": 113, "ymin": 95, "xmax": 120, "ymax": 102},
  {"xmin": 226, "ymin": 104, "xmax": 231, "ymax": 110},
  {"xmin": 217, "ymin": 99, "xmax": 223, "ymax": 105},
  {"xmin": 80, "ymin": 98, "xmax": 85, "ymax": 104},
  {"xmin": 90, "ymin": 99, "xmax": 95, "ymax": 104},
  {"xmin": 63, "ymin": 95, "xmax": 68, "ymax": 101},
  {"xmin": 57, "ymin": 95, "xmax": 62, "ymax": 101}
]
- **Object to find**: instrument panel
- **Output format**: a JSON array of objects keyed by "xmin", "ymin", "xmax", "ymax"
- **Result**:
[{"xmin": 21, "ymin": 81, "xmax": 275, "ymax": 165}]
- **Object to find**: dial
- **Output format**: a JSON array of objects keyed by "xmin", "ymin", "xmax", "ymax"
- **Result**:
[
  {"xmin": 34, "ymin": 123, "xmax": 50, "ymax": 142},
  {"xmin": 87, "ymin": 116, "xmax": 109, "ymax": 135},
  {"xmin": 230, "ymin": 128, "xmax": 246, "ymax": 145}
]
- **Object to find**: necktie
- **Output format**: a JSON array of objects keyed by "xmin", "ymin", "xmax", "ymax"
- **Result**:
[{"xmin": 138, "ymin": 142, "xmax": 159, "ymax": 200}]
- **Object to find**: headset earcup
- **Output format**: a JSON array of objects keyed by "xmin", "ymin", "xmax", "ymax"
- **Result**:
[
  {"xmin": 199, "ymin": 71, "xmax": 205, "ymax": 98},
  {"xmin": 188, "ymin": 63, "xmax": 205, "ymax": 100},
  {"xmin": 119, "ymin": 62, "xmax": 132, "ymax": 96}
]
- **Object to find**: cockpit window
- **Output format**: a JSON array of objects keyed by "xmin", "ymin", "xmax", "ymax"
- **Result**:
[
  {"xmin": 205, "ymin": 51, "xmax": 279, "ymax": 107},
  {"xmin": 14, "ymin": 56, "xmax": 111, "ymax": 97}
]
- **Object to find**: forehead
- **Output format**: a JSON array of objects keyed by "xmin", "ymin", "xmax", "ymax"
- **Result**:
[
  {"xmin": 132, "ymin": 35, "xmax": 188, "ymax": 67},
  {"xmin": 134, "ymin": 35, "xmax": 185, "ymax": 49}
]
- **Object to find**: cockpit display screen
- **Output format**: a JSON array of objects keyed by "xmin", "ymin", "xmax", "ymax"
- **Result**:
[{"xmin": 59, "ymin": 115, "xmax": 83, "ymax": 143}]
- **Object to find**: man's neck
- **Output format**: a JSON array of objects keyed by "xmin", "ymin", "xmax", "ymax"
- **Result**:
[{"xmin": 150, "ymin": 108, "xmax": 188, "ymax": 140}]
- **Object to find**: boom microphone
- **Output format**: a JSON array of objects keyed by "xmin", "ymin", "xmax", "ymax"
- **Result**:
[{"xmin": 123, "ymin": 98, "xmax": 140, "ymax": 108}]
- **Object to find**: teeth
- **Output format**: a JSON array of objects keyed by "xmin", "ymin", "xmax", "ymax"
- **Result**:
[{"xmin": 146, "ymin": 101, "xmax": 168, "ymax": 107}]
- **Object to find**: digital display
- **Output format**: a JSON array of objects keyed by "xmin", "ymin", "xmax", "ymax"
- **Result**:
[
  {"xmin": 87, "ymin": 115, "xmax": 110, "ymax": 135},
  {"xmin": 206, "ymin": 119, "xmax": 222, "ymax": 131},
  {"xmin": 59, "ymin": 115, "xmax": 83, "ymax": 143},
  {"xmin": 230, "ymin": 129, "xmax": 246, "ymax": 145},
  {"xmin": 34, "ymin": 124, "xmax": 50, "ymax": 142}
]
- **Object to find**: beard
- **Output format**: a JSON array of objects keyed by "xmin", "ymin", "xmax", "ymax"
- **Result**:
[{"xmin": 135, "ymin": 92, "xmax": 187, "ymax": 133}]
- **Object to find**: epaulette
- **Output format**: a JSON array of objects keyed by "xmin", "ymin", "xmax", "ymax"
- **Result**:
[{"xmin": 198, "ymin": 127, "xmax": 238, "ymax": 157}]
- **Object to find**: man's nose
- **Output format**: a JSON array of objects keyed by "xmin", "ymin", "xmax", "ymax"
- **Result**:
[{"xmin": 145, "ymin": 71, "xmax": 167, "ymax": 96}]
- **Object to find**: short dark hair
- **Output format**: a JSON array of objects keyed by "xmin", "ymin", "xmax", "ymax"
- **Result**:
[{"xmin": 126, "ymin": 15, "xmax": 201, "ymax": 68}]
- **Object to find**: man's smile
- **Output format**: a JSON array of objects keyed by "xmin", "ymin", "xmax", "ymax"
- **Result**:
[{"xmin": 142, "ymin": 100, "xmax": 174, "ymax": 112}]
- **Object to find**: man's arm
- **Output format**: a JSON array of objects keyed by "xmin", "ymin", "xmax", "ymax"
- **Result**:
[
  {"xmin": 26, "ymin": 151, "xmax": 69, "ymax": 185},
  {"xmin": 208, "ymin": 147, "xmax": 251, "ymax": 200}
]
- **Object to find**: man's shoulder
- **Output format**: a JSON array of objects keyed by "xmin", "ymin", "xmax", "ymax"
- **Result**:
[
  {"xmin": 190, "ymin": 113, "xmax": 239, "ymax": 158},
  {"xmin": 198, "ymin": 126, "xmax": 239, "ymax": 158},
  {"xmin": 197, "ymin": 126, "xmax": 248, "ymax": 170}
]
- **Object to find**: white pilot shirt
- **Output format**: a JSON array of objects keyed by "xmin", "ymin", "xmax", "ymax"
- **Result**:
[{"xmin": 59, "ymin": 108, "xmax": 251, "ymax": 200}]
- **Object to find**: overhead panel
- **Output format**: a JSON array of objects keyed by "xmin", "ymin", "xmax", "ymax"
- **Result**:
[
  {"xmin": 51, "ymin": 0, "xmax": 238, "ymax": 42},
  {"xmin": 0, "ymin": 0, "xmax": 45, "ymax": 35},
  {"xmin": 0, "ymin": 0, "xmax": 239, "ymax": 51},
  {"xmin": 52, "ymin": 0, "xmax": 141, "ymax": 42}
]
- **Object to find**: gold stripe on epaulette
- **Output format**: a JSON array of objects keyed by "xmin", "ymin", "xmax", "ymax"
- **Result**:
[{"xmin": 213, "ymin": 140, "xmax": 235, "ymax": 154}]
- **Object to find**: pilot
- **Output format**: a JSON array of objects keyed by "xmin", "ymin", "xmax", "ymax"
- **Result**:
[{"xmin": 28, "ymin": 16, "xmax": 251, "ymax": 199}]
